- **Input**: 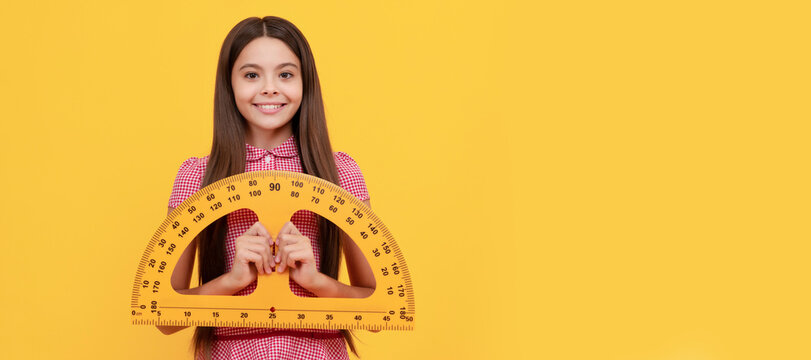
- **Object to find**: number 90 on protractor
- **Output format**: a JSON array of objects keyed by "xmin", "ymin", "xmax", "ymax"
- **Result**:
[{"xmin": 130, "ymin": 170, "xmax": 415, "ymax": 331}]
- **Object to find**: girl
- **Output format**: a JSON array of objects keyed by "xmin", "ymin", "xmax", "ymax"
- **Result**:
[{"xmin": 155, "ymin": 16, "xmax": 377, "ymax": 360}]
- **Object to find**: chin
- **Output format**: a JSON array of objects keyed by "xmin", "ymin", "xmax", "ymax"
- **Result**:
[{"xmin": 248, "ymin": 119, "xmax": 292, "ymax": 131}]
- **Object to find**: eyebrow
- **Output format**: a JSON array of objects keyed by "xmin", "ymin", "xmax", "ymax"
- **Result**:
[{"xmin": 238, "ymin": 62, "xmax": 299, "ymax": 71}]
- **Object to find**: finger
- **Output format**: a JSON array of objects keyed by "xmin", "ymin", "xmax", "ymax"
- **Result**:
[
  {"xmin": 277, "ymin": 221, "xmax": 302, "ymax": 238},
  {"xmin": 243, "ymin": 221, "xmax": 265, "ymax": 236},
  {"xmin": 244, "ymin": 238, "xmax": 274, "ymax": 273},
  {"xmin": 277, "ymin": 244, "xmax": 289, "ymax": 273},
  {"xmin": 275, "ymin": 233, "xmax": 295, "ymax": 247},
  {"xmin": 286, "ymin": 249, "xmax": 312, "ymax": 268},
  {"xmin": 256, "ymin": 242, "xmax": 274, "ymax": 274},
  {"xmin": 287, "ymin": 222, "xmax": 302, "ymax": 236},
  {"xmin": 276, "ymin": 242, "xmax": 306, "ymax": 273},
  {"xmin": 281, "ymin": 243, "xmax": 307, "ymax": 259},
  {"xmin": 279, "ymin": 233, "xmax": 310, "ymax": 247},
  {"xmin": 236, "ymin": 250, "xmax": 263, "ymax": 266},
  {"xmin": 237, "ymin": 251, "xmax": 264, "ymax": 275},
  {"xmin": 247, "ymin": 248, "xmax": 267, "ymax": 275},
  {"xmin": 238, "ymin": 236, "xmax": 272, "ymax": 258},
  {"xmin": 253, "ymin": 221, "xmax": 272, "ymax": 239},
  {"xmin": 276, "ymin": 239, "xmax": 286, "ymax": 272},
  {"xmin": 241, "ymin": 235, "xmax": 273, "ymax": 246},
  {"xmin": 240, "ymin": 235, "xmax": 275, "ymax": 270},
  {"xmin": 239, "ymin": 243, "xmax": 272, "ymax": 274},
  {"xmin": 276, "ymin": 221, "xmax": 291, "ymax": 243},
  {"xmin": 244, "ymin": 223, "xmax": 273, "ymax": 247},
  {"xmin": 275, "ymin": 234, "xmax": 294, "ymax": 262},
  {"xmin": 276, "ymin": 234, "xmax": 309, "ymax": 267}
]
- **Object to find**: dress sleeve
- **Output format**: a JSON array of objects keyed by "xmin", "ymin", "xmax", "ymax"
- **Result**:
[
  {"xmin": 168, "ymin": 157, "xmax": 204, "ymax": 208},
  {"xmin": 333, "ymin": 152, "xmax": 370, "ymax": 202}
]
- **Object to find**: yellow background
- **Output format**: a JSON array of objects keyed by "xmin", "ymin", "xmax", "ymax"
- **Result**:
[{"xmin": 1, "ymin": 1, "xmax": 809, "ymax": 359}]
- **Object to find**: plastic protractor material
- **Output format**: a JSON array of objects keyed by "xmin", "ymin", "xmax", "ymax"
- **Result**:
[{"xmin": 130, "ymin": 171, "xmax": 415, "ymax": 330}]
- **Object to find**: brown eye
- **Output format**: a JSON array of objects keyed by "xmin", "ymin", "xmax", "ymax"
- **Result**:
[
  {"xmin": 245, "ymin": 72, "xmax": 258, "ymax": 79},
  {"xmin": 280, "ymin": 72, "xmax": 293, "ymax": 79}
]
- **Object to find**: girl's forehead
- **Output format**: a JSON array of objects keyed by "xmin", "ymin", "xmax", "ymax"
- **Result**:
[{"xmin": 234, "ymin": 37, "xmax": 300, "ymax": 69}]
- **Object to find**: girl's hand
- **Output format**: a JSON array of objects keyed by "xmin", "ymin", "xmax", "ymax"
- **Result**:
[
  {"xmin": 275, "ymin": 221, "xmax": 320, "ymax": 290},
  {"xmin": 226, "ymin": 221, "xmax": 274, "ymax": 290}
]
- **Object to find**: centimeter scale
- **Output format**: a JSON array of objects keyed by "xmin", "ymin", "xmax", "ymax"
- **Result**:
[{"xmin": 130, "ymin": 171, "xmax": 415, "ymax": 331}]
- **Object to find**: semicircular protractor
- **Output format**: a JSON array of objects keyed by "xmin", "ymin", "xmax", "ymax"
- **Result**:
[{"xmin": 130, "ymin": 171, "xmax": 415, "ymax": 330}]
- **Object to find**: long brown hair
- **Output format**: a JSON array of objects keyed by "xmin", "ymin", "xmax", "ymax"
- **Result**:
[{"xmin": 191, "ymin": 16, "xmax": 358, "ymax": 359}]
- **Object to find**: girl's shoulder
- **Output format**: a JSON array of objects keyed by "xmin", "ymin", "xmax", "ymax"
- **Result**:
[
  {"xmin": 332, "ymin": 151, "xmax": 369, "ymax": 202},
  {"xmin": 174, "ymin": 155, "xmax": 210, "ymax": 181},
  {"xmin": 168, "ymin": 155, "xmax": 210, "ymax": 208},
  {"xmin": 332, "ymin": 151, "xmax": 361, "ymax": 170}
]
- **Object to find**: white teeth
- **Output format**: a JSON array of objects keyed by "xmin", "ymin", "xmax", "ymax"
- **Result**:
[{"xmin": 258, "ymin": 104, "xmax": 283, "ymax": 109}]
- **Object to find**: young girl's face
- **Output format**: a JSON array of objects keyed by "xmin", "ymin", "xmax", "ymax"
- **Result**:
[{"xmin": 231, "ymin": 37, "xmax": 303, "ymax": 140}]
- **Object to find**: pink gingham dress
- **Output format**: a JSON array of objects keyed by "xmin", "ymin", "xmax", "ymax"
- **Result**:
[{"xmin": 168, "ymin": 134, "xmax": 369, "ymax": 360}]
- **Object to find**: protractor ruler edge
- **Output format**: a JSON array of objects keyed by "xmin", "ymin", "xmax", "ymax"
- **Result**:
[{"xmin": 131, "ymin": 170, "xmax": 415, "ymax": 330}]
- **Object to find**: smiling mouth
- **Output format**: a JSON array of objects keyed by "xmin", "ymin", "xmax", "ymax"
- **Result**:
[
  {"xmin": 255, "ymin": 104, "xmax": 285, "ymax": 110},
  {"xmin": 253, "ymin": 103, "xmax": 287, "ymax": 114}
]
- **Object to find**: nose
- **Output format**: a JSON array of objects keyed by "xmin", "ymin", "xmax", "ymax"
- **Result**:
[{"xmin": 261, "ymin": 81, "xmax": 279, "ymax": 96}]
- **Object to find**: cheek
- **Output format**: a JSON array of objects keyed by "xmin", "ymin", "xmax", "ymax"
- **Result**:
[
  {"xmin": 233, "ymin": 86, "xmax": 251, "ymax": 102},
  {"xmin": 286, "ymin": 82, "xmax": 304, "ymax": 104},
  {"xmin": 231, "ymin": 79, "xmax": 255, "ymax": 101}
]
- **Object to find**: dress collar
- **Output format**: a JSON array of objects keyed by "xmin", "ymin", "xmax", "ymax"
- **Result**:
[{"xmin": 245, "ymin": 134, "xmax": 298, "ymax": 161}]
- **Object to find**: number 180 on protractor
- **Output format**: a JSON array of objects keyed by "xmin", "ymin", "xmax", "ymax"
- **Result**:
[{"xmin": 130, "ymin": 171, "xmax": 416, "ymax": 330}]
